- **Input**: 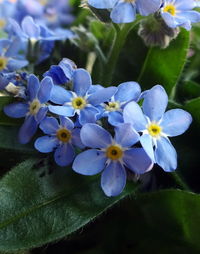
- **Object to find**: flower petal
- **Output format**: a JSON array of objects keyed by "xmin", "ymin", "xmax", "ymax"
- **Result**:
[
  {"xmin": 50, "ymin": 85, "xmax": 72, "ymax": 104},
  {"xmin": 124, "ymin": 148, "xmax": 153, "ymax": 174},
  {"xmin": 101, "ymin": 162, "xmax": 126, "ymax": 197},
  {"xmin": 123, "ymin": 101, "xmax": 147, "ymax": 131},
  {"xmin": 140, "ymin": 134, "xmax": 155, "ymax": 162},
  {"xmin": 115, "ymin": 123, "xmax": 139, "ymax": 147},
  {"xmin": 35, "ymin": 107, "xmax": 48, "ymax": 123},
  {"xmin": 143, "ymin": 85, "xmax": 168, "ymax": 122},
  {"xmin": 34, "ymin": 136, "xmax": 58, "ymax": 153},
  {"xmin": 71, "ymin": 128, "xmax": 85, "ymax": 149},
  {"xmin": 54, "ymin": 143, "xmax": 75, "ymax": 167},
  {"xmin": 39, "ymin": 117, "xmax": 59, "ymax": 134},
  {"xmin": 155, "ymin": 137, "xmax": 177, "ymax": 172},
  {"xmin": 80, "ymin": 123, "xmax": 112, "ymax": 148},
  {"xmin": 161, "ymin": 109, "xmax": 192, "ymax": 137},
  {"xmin": 79, "ymin": 107, "xmax": 99, "ymax": 125},
  {"xmin": 27, "ymin": 74, "xmax": 40, "ymax": 101},
  {"xmin": 4, "ymin": 103, "xmax": 28, "ymax": 118},
  {"xmin": 72, "ymin": 149, "xmax": 106, "ymax": 175},
  {"xmin": 108, "ymin": 111, "xmax": 124, "ymax": 126},
  {"xmin": 73, "ymin": 69, "xmax": 91, "ymax": 96},
  {"xmin": 88, "ymin": 0, "xmax": 117, "ymax": 9},
  {"xmin": 48, "ymin": 105, "xmax": 75, "ymax": 117},
  {"xmin": 21, "ymin": 16, "xmax": 40, "ymax": 39},
  {"xmin": 111, "ymin": 2, "xmax": 136, "ymax": 23},
  {"xmin": 37, "ymin": 76, "xmax": 53, "ymax": 103},
  {"xmin": 59, "ymin": 116, "xmax": 74, "ymax": 130},
  {"xmin": 18, "ymin": 115, "xmax": 38, "ymax": 144},
  {"xmin": 88, "ymin": 87, "xmax": 117, "ymax": 105},
  {"xmin": 114, "ymin": 81, "xmax": 141, "ymax": 102}
]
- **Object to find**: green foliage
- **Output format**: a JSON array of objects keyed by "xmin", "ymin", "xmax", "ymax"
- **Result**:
[
  {"xmin": 0, "ymin": 159, "xmax": 137, "ymax": 251},
  {"xmin": 184, "ymin": 97, "xmax": 200, "ymax": 125}
]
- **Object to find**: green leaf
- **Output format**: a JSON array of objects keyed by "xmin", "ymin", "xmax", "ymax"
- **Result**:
[
  {"xmin": 184, "ymin": 97, "xmax": 200, "ymax": 125},
  {"xmin": 0, "ymin": 159, "xmax": 137, "ymax": 251},
  {"xmin": 137, "ymin": 29, "xmax": 190, "ymax": 95}
]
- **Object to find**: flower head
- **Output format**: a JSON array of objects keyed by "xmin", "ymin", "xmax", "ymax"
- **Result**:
[
  {"xmin": 35, "ymin": 116, "xmax": 84, "ymax": 166},
  {"xmin": 73, "ymin": 123, "xmax": 153, "ymax": 196},
  {"xmin": 123, "ymin": 85, "xmax": 192, "ymax": 172},
  {"xmin": 4, "ymin": 74, "xmax": 53, "ymax": 144}
]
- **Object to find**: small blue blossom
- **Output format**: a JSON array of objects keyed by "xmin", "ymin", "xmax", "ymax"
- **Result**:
[
  {"xmin": 98, "ymin": 81, "xmax": 141, "ymax": 126},
  {"xmin": 73, "ymin": 123, "xmax": 153, "ymax": 197},
  {"xmin": 161, "ymin": 0, "xmax": 200, "ymax": 30},
  {"xmin": 35, "ymin": 116, "xmax": 84, "ymax": 167},
  {"xmin": 4, "ymin": 74, "xmax": 53, "ymax": 144},
  {"xmin": 49, "ymin": 68, "xmax": 117, "ymax": 125},
  {"xmin": 0, "ymin": 39, "xmax": 28, "ymax": 72},
  {"xmin": 88, "ymin": 0, "xmax": 161, "ymax": 23},
  {"xmin": 123, "ymin": 85, "xmax": 192, "ymax": 172}
]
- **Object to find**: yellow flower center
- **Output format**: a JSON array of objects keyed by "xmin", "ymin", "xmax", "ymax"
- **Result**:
[
  {"xmin": 56, "ymin": 128, "xmax": 71, "ymax": 143},
  {"xmin": 163, "ymin": 4, "xmax": 176, "ymax": 16},
  {"xmin": 124, "ymin": 0, "xmax": 135, "ymax": 2},
  {"xmin": 147, "ymin": 123, "xmax": 162, "ymax": 138},
  {"xmin": 39, "ymin": 0, "xmax": 48, "ymax": 5},
  {"xmin": 0, "ymin": 19, "xmax": 6, "ymax": 29},
  {"xmin": 106, "ymin": 145, "xmax": 123, "ymax": 160},
  {"xmin": 72, "ymin": 97, "xmax": 87, "ymax": 110},
  {"xmin": 29, "ymin": 99, "xmax": 41, "ymax": 115},
  {"xmin": 105, "ymin": 101, "xmax": 120, "ymax": 112},
  {"xmin": 0, "ymin": 57, "xmax": 7, "ymax": 70}
]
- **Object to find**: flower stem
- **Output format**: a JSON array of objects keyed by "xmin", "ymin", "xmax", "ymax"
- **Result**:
[
  {"xmin": 171, "ymin": 171, "xmax": 190, "ymax": 191},
  {"xmin": 102, "ymin": 18, "xmax": 142, "ymax": 86}
]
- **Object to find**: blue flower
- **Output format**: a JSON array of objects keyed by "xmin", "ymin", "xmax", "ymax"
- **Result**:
[
  {"xmin": 73, "ymin": 123, "xmax": 153, "ymax": 197},
  {"xmin": 88, "ymin": 0, "xmax": 161, "ymax": 23},
  {"xmin": 35, "ymin": 116, "xmax": 84, "ymax": 167},
  {"xmin": 123, "ymin": 85, "xmax": 192, "ymax": 172},
  {"xmin": 4, "ymin": 74, "xmax": 53, "ymax": 144},
  {"xmin": 194, "ymin": 0, "xmax": 200, "ymax": 7},
  {"xmin": 49, "ymin": 68, "xmax": 117, "ymax": 125},
  {"xmin": 0, "ymin": 39, "xmax": 28, "ymax": 72},
  {"xmin": 98, "ymin": 81, "xmax": 141, "ymax": 126},
  {"xmin": 161, "ymin": 0, "xmax": 200, "ymax": 30}
]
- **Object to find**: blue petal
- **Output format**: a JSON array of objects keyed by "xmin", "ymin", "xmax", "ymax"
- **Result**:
[
  {"xmin": 7, "ymin": 59, "xmax": 28, "ymax": 72},
  {"xmin": 39, "ymin": 117, "xmax": 59, "ymax": 135},
  {"xmin": 27, "ymin": 74, "xmax": 40, "ymax": 101},
  {"xmin": 181, "ymin": 10, "xmax": 200, "ymax": 23},
  {"xmin": 54, "ymin": 143, "xmax": 75, "ymax": 167},
  {"xmin": 79, "ymin": 107, "xmax": 99, "ymax": 125},
  {"xmin": 143, "ymin": 85, "xmax": 168, "ymax": 122},
  {"xmin": 115, "ymin": 123, "xmax": 139, "ymax": 147},
  {"xmin": 101, "ymin": 162, "xmax": 126, "ymax": 197},
  {"xmin": 72, "ymin": 149, "xmax": 106, "ymax": 175},
  {"xmin": 124, "ymin": 148, "xmax": 153, "ymax": 174},
  {"xmin": 59, "ymin": 116, "xmax": 74, "ymax": 130},
  {"xmin": 37, "ymin": 76, "xmax": 53, "ymax": 103},
  {"xmin": 111, "ymin": 2, "xmax": 136, "ymax": 24},
  {"xmin": 123, "ymin": 101, "xmax": 147, "ymax": 131},
  {"xmin": 114, "ymin": 82, "xmax": 141, "ymax": 102},
  {"xmin": 140, "ymin": 134, "xmax": 155, "ymax": 162},
  {"xmin": 80, "ymin": 123, "xmax": 112, "ymax": 148},
  {"xmin": 174, "ymin": 0, "xmax": 195, "ymax": 10},
  {"xmin": 71, "ymin": 128, "xmax": 85, "ymax": 149},
  {"xmin": 44, "ymin": 65, "xmax": 69, "ymax": 85},
  {"xmin": 161, "ymin": 109, "xmax": 192, "ymax": 137},
  {"xmin": 108, "ymin": 111, "xmax": 124, "ymax": 126},
  {"xmin": 34, "ymin": 136, "xmax": 58, "ymax": 153},
  {"xmin": 73, "ymin": 69, "xmax": 91, "ymax": 96},
  {"xmin": 88, "ymin": 0, "xmax": 117, "ymax": 8},
  {"xmin": 49, "ymin": 105, "xmax": 75, "ymax": 117},
  {"xmin": 88, "ymin": 87, "xmax": 117, "ymax": 105},
  {"xmin": 21, "ymin": 16, "xmax": 40, "ymax": 39},
  {"xmin": 137, "ymin": 0, "xmax": 161, "ymax": 16},
  {"xmin": 35, "ymin": 107, "xmax": 48, "ymax": 123},
  {"xmin": 155, "ymin": 137, "xmax": 177, "ymax": 172},
  {"xmin": 50, "ymin": 85, "xmax": 72, "ymax": 104},
  {"xmin": 18, "ymin": 115, "xmax": 38, "ymax": 144},
  {"xmin": 4, "ymin": 103, "xmax": 28, "ymax": 118},
  {"xmin": 59, "ymin": 58, "xmax": 76, "ymax": 80}
]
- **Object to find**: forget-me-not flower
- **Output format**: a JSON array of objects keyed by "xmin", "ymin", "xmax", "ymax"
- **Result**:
[
  {"xmin": 4, "ymin": 74, "xmax": 53, "ymax": 144},
  {"xmin": 49, "ymin": 68, "xmax": 117, "ymax": 125},
  {"xmin": 123, "ymin": 85, "xmax": 192, "ymax": 172},
  {"xmin": 35, "ymin": 116, "xmax": 83, "ymax": 167},
  {"xmin": 73, "ymin": 123, "xmax": 153, "ymax": 197},
  {"xmin": 88, "ymin": 0, "xmax": 161, "ymax": 23},
  {"xmin": 161, "ymin": 0, "xmax": 200, "ymax": 30},
  {"xmin": 98, "ymin": 81, "xmax": 141, "ymax": 126}
]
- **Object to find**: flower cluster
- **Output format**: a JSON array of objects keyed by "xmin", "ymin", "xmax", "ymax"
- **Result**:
[
  {"xmin": 3, "ymin": 60, "xmax": 192, "ymax": 196},
  {"xmin": 88, "ymin": 0, "xmax": 200, "ymax": 30}
]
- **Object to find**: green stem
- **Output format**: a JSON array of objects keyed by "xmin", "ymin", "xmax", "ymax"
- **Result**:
[
  {"xmin": 171, "ymin": 172, "xmax": 190, "ymax": 191},
  {"xmin": 137, "ymin": 47, "xmax": 152, "ymax": 83},
  {"xmin": 102, "ymin": 19, "xmax": 140, "ymax": 86}
]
